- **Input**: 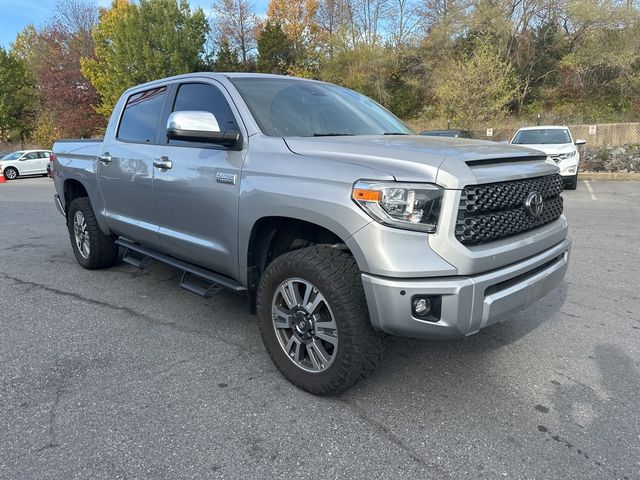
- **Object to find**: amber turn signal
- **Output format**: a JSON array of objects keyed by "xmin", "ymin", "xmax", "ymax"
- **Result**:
[{"xmin": 352, "ymin": 188, "xmax": 381, "ymax": 202}]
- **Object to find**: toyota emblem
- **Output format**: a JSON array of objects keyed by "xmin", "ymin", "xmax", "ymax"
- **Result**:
[{"xmin": 525, "ymin": 191, "xmax": 544, "ymax": 217}]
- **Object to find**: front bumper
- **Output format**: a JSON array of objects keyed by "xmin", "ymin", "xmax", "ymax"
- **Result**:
[{"xmin": 362, "ymin": 238, "xmax": 570, "ymax": 339}]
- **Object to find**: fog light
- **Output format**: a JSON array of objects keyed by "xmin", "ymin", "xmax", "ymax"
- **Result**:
[{"xmin": 412, "ymin": 297, "xmax": 431, "ymax": 316}]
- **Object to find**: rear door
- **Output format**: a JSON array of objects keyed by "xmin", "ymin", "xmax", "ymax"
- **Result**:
[
  {"xmin": 97, "ymin": 85, "xmax": 168, "ymax": 248},
  {"xmin": 37, "ymin": 151, "xmax": 49, "ymax": 173},
  {"xmin": 152, "ymin": 80, "xmax": 244, "ymax": 278}
]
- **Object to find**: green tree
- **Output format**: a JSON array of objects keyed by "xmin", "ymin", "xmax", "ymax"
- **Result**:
[
  {"xmin": 433, "ymin": 40, "xmax": 518, "ymax": 127},
  {"xmin": 257, "ymin": 21, "xmax": 294, "ymax": 74},
  {"xmin": 81, "ymin": 0, "xmax": 209, "ymax": 116},
  {"xmin": 0, "ymin": 48, "xmax": 35, "ymax": 143},
  {"xmin": 213, "ymin": 39, "xmax": 243, "ymax": 71}
]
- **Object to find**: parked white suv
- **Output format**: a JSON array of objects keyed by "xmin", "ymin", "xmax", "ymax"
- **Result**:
[
  {"xmin": 511, "ymin": 126, "xmax": 586, "ymax": 190},
  {"xmin": 0, "ymin": 150, "xmax": 53, "ymax": 180}
]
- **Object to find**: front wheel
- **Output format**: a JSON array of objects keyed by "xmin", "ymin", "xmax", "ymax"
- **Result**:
[
  {"xmin": 4, "ymin": 167, "xmax": 18, "ymax": 180},
  {"xmin": 257, "ymin": 246, "xmax": 386, "ymax": 395},
  {"xmin": 67, "ymin": 197, "xmax": 119, "ymax": 269}
]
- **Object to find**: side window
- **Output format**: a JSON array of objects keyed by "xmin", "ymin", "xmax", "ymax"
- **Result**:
[
  {"xmin": 24, "ymin": 152, "xmax": 38, "ymax": 160},
  {"xmin": 117, "ymin": 86, "xmax": 167, "ymax": 143},
  {"xmin": 37, "ymin": 152, "xmax": 48, "ymax": 158},
  {"xmin": 168, "ymin": 83, "xmax": 235, "ymax": 145}
]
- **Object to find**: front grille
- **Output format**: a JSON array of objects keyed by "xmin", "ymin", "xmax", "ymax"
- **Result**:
[{"xmin": 455, "ymin": 174, "xmax": 564, "ymax": 245}]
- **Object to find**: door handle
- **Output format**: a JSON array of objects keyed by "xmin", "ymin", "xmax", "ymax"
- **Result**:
[
  {"xmin": 153, "ymin": 156, "xmax": 173, "ymax": 170},
  {"xmin": 98, "ymin": 153, "xmax": 112, "ymax": 165}
]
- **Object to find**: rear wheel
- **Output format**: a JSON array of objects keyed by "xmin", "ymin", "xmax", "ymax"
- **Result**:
[
  {"xmin": 67, "ymin": 197, "xmax": 119, "ymax": 269},
  {"xmin": 4, "ymin": 167, "xmax": 18, "ymax": 180},
  {"xmin": 257, "ymin": 246, "xmax": 386, "ymax": 395}
]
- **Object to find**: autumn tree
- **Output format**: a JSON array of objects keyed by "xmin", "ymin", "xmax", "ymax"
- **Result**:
[
  {"xmin": 211, "ymin": 0, "xmax": 259, "ymax": 67},
  {"xmin": 82, "ymin": 0, "xmax": 209, "ymax": 117},
  {"xmin": 11, "ymin": 0, "xmax": 104, "ymax": 144},
  {"xmin": 267, "ymin": 0, "xmax": 319, "ymax": 64}
]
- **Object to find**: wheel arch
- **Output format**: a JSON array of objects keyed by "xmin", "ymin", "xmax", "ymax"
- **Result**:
[
  {"xmin": 245, "ymin": 216, "xmax": 357, "ymax": 313},
  {"xmin": 62, "ymin": 178, "xmax": 111, "ymax": 234}
]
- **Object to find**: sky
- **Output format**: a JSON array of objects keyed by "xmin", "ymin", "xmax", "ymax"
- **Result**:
[{"xmin": 0, "ymin": 0, "xmax": 269, "ymax": 49}]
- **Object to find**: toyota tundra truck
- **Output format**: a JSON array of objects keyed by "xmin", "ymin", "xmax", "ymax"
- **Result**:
[{"xmin": 52, "ymin": 73, "xmax": 570, "ymax": 395}]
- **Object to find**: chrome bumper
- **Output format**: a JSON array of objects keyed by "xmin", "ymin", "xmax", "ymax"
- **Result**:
[{"xmin": 362, "ymin": 238, "xmax": 571, "ymax": 339}]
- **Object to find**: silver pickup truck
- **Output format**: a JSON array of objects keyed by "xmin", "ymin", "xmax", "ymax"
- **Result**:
[{"xmin": 53, "ymin": 73, "xmax": 570, "ymax": 395}]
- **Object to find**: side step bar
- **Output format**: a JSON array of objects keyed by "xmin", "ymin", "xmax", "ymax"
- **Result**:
[{"xmin": 116, "ymin": 238, "xmax": 246, "ymax": 296}]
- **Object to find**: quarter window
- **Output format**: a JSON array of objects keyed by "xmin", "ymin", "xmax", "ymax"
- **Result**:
[{"xmin": 118, "ymin": 86, "xmax": 167, "ymax": 143}]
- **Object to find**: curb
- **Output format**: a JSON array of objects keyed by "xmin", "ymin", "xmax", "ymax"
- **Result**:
[{"xmin": 578, "ymin": 172, "xmax": 640, "ymax": 181}]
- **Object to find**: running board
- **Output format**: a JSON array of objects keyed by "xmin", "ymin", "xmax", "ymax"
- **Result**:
[
  {"xmin": 116, "ymin": 238, "xmax": 246, "ymax": 295},
  {"xmin": 122, "ymin": 249, "xmax": 151, "ymax": 269}
]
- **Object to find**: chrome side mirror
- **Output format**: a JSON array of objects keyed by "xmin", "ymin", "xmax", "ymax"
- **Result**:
[
  {"xmin": 166, "ymin": 110, "xmax": 241, "ymax": 149},
  {"xmin": 575, "ymin": 139, "xmax": 587, "ymax": 146}
]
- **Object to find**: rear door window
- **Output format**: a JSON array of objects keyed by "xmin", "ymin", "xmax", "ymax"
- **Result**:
[{"xmin": 117, "ymin": 86, "xmax": 167, "ymax": 143}]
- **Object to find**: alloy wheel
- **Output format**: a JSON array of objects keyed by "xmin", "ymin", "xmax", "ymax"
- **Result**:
[
  {"xmin": 73, "ymin": 211, "xmax": 90, "ymax": 259},
  {"xmin": 271, "ymin": 278, "xmax": 338, "ymax": 373}
]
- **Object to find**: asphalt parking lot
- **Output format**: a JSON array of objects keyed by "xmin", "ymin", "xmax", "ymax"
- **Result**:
[{"xmin": 0, "ymin": 177, "xmax": 639, "ymax": 479}]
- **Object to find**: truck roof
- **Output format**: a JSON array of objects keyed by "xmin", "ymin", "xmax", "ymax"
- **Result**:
[{"xmin": 121, "ymin": 72, "xmax": 330, "ymax": 96}]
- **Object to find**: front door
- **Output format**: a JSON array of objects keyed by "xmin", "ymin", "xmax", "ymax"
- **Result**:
[
  {"xmin": 18, "ymin": 152, "xmax": 41, "ymax": 174},
  {"xmin": 97, "ymin": 85, "xmax": 168, "ymax": 248},
  {"xmin": 153, "ymin": 81, "xmax": 244, "ymax": 278}
]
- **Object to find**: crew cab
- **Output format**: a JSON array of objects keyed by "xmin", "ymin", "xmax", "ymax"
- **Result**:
[{"xmin": 52, "ymin": 73, "xmax": 571, "ymax": 395}]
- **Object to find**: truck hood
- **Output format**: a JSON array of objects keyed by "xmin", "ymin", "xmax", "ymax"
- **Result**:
[
  {"xmin": 284, "ymin": 135, "xmax": 558, "ymax": 189},
  {"xmin": 511, "ymin": 143, "xmax": 576, "ymax": 156}
]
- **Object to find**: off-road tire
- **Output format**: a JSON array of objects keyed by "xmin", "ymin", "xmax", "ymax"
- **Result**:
[
  {"xmin": 67, "ymin": 197, "xmax": 119, "ymax": 269},
  {"xmin": 257, "ymin": 246, "xmax": 386, "ymax": 395}
]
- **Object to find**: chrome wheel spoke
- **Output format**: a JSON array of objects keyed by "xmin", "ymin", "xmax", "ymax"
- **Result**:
[
  {"xmin": 305, "ymin": 290, "xmax": 326, "ymax": 316},
  {"xmin": 278, "ymin": 280, "xmax": 301, "ymax": 309},
  {"xmin": 273, "ymin": 306, "xmax": 293, "ymax": 329},
  {"xmin": 285, "ymin": 334, "xmax": 304, "ymax": 363},
  {"xmin": 314, "ymin": 328, "xmax": 338, "ymax": 346},
  {"xmin": 307, "ymin": 340, "xmax": 331, "ymax": 370}
]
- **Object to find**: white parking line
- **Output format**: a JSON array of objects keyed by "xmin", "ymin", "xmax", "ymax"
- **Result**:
[{"xmin": 583, "ymin": 180, "xmax": 597, "ymax": 200}]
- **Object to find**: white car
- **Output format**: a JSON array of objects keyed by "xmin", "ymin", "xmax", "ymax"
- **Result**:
[
  {"xmin": 511, "ymin": 126, "xmax": 586, "ymax": 190},
  {"xmin": 0, "ymin": 150, "xmax": 53, "ymax": 180}
]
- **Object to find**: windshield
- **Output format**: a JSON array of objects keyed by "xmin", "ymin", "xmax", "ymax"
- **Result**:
[
  {"xmin": 231, "ymin": 77, "xmax": 414, "ymax": 137},
  {"xmin": 512, "ymin": 129, "xmax": 571, "ymax": 145},
  {"xmin": 1, "ymin": 152, "xmax": 24, "ymax": 160}
]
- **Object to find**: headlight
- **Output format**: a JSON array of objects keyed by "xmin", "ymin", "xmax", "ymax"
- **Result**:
[
  {"xmin": 557, "ymin": 151, "xmax": 576, "ymax": 160},
  {"xmin": 352, "ymin": 181, "xmax": 443, "ymax": 232}
]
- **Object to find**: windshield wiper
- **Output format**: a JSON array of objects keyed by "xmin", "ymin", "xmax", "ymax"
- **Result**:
[
  {"xmin": 384, "ymin": 132, "xmax": 409, "ymax": 135},
  {"xmin": 313, "ymin": 132, "xmax": 354, "ymax": 137}
]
